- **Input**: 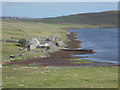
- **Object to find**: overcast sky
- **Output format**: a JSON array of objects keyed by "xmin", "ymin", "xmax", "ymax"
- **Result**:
[{"xmin": 2, "ymin": 2, "xmax": 118, "ymax": 18}]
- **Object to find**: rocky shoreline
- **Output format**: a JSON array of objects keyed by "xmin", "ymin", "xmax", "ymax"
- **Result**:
[
  {"xmin": 5, "ymin": 32, "xmax": 118, "ymax": 67},
  {"xmin": 4, "ymin": 32, "xmax": 79, "ymax": 66}
]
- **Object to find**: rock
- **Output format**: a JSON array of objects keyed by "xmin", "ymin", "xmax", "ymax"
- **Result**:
[
  {"xmin": 19, "ymin": 84, "xmax": 25, "ymax": 87},
  {"xmin": 0, "ymin": 65, "xmax": 2, "ymax": 67},
  {"xmin": 10, "ymin": 55, "xmax": 15, "ymax": 58},
  {"xmin": 45, "ymin": 71, "xmax": 50, "ymax": 73},
  {"xmin": 9, "ymin": 77, "xmax": 15, "ymax": 79},
  {"xmin": 43, "ymin": 79, "xmax": 48, "ymax": 81},
  {"xmin": 38, "ymin": 84, "xmax": 44, "ymax": 86},
  {"xmin": 19, "ymin": 48, "xmax": 23, "ymax": 51},
  {"xmin": 12, "ymin": 68, "xmax": 16, "ymax": 70},
  {"xmin": 41, "ymin": 56, "xmax": 44, "ymax": 58},
  {"xmin": 34, "ymin": 67, "xmax": 38, "ymax": 70},
  {"xmin": 41, "ymin": 72, "xmax": 44, "ymax": 74},
  {"xmin": 96, "ymin": 70, "xmax": 99, "ymax": 72}
]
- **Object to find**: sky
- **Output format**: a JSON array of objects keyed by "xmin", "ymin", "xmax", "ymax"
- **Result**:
[{"xmin": 2, "ymin": 2, "xmax": 118, "ymax": 18}]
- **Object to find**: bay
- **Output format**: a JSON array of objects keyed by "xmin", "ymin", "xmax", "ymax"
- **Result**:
[{"xmin": 69, "ymin": 28, "xmax": 118, "ymax": 64}]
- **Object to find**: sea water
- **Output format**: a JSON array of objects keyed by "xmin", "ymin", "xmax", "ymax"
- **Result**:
[{"xmin": 69, "ymin": 28, "xmax": 118, "ymax": 64}]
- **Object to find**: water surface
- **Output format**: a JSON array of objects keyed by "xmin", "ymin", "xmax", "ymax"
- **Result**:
[{"xmin": 69, "ymin": 28, "xmax": 118, "ymax": 64}]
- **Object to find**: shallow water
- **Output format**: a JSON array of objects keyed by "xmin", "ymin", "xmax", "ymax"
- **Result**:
[{"xmin": 69, "ymin": 28, "xmax": 118, "ymax": 64}]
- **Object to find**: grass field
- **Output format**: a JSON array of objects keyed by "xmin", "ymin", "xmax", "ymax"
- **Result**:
[
  {"xmin": 2, "ymin": 20, "xmax": 68, "ymax": 40},
  {"xmin": 2, "ymin": 66, "xmax": 118, "ymax": 88},
  {"xmin": 2, "ymin": 11, "xmax": 119, "ymax": 89},
  {"xmin": 2, "ymin": 20, "xmax": 68, "ymax": 60},
  {"xmin": 2, "ymin": 19, "xmax": 101, "ymax": 61}
]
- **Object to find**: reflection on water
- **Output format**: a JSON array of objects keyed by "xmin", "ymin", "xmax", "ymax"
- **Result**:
[{"xmin": 69, "ymin": 28, "xmax": 118, "ymax": 64}]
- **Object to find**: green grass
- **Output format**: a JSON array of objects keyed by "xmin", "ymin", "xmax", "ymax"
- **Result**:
[
  {"xmin": 2, "ymin": 42, "xmax": 21, "ymax": 58},
  {"xmin": 68, "ymin": 58, "xmax": 109, "ymax": 64},
  {"xmin": 11, "ymin": 11, "xmax": 118, "ymax": 27},
  {"xmin": 39, "ymin": 11, "xmax": 118, "ymax": 27},
  {"xmin": 2, "ymin": 11, "xmax": 119, "ymax": 89},
  {"xmin": 2, "ymin": 20, "xmax": 68, "ymax": 40},
  {"xmin": 2, "ymin": 66, "xmax": 118, "ymax": 88},
  {"xmin": 2, "ymin": 19, "xmax": 103, "ymax": 61},
  {"xmin": 2, "ymin": 20, "xmax": 68, "ymax": 60}
]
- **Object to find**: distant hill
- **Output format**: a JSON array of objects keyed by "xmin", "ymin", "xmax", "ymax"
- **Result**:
[
  {"xmin": 2, "ymin": 10, "xmax": 118, "ymax": 27},
  {"xmin": 39, "ymin": 11, "xmax": 118, "ymax": 26}
]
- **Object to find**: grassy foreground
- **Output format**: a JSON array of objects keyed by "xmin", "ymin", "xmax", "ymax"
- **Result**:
[{"xmin": 2, "ymin": 66, "xmax": 118, "ymax": 88}]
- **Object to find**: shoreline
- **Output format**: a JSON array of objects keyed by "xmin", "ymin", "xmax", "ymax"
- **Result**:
[
  {"xmin": 5, "ymin": 31, "xmax": 119, "ymax": 67},
  {"xmin": 5, "ymin": 32, "xmax": 81, "ymax": 66}
]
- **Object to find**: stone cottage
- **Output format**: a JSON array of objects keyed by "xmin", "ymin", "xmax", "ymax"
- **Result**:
[
  {"xmin": 38, "ymin": 41, "xmax": 51, "ymax": 47},
  {"xmin": 28, "ymin": 38, "xmax": 40, "ymax": 50},
  {"xmin": 49, "ymin": 34, "xmax": 59, "ymax": 41}
]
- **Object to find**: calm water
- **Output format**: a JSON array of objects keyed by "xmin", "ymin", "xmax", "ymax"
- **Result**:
[{"xmin": 69, "ymin": 28, "xmax": 118, "ymax": 64}]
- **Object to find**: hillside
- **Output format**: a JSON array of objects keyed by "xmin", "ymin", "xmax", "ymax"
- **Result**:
[
  {"xmin": 39, "ymin": 11, "xmax": 118, "ymax": 26},
  {"xmin": 8, "ymin": 10, "xmax": 117, "ymax": 27},
  {"xmin": 2, "ymin": 11, "xmax": 118, "ymax": 27}
]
